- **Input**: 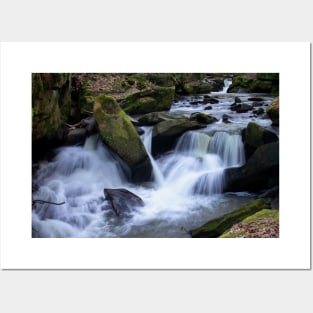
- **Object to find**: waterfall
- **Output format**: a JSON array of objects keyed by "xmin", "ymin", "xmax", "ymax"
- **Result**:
[
  {"xmin": 208, "ymin": 131, "xmax": 245, "ymax": 167},
  {"xmin": 222, "ymin": 78, "xmax": 232, "ymax": 93},
  {"xmin": 141, "ymin": 127, "xmax": 165, "ymax": 187}
]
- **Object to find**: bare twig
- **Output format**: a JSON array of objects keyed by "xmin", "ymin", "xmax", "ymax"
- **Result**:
[
  {"xmin": 32, "ymin": 199, "xmax": 65, "ymax": 205},
  {"xmin": 81, "ymin": 108, "xmax": 94, "ymax": 114}
]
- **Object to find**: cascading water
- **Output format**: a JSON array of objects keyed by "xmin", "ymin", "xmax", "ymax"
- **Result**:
[
  {"xmin": 32, "ymin": 84, "xmax": 273, "ymax": 238},
  {"xmin": 222, "ymin": 78, "xmax": 232, "ymax": 93}
]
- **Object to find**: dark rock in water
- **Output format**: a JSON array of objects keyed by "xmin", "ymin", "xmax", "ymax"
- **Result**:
[
  {"xmin": 64, "ymin": 128, "xmax": 87, "ymax": 145},
  {"xmin": 138, "ymin": 112, "xmax": 173, "ymax": 125},
  {"xmin": 190, "ymin": 100, "xmax": 202, "ymax": 105},
  {"xmin": 190, "ymin": 112, "xmax": 217, "ymax": 125},
  {"xmin": 230, "ymin": 103, "xmax": 253, "ymax": 113},
  {"xmin": 252, "ymin": 101, "xmax": 263, "ymax": 107},
  {"xmin": 256, "ymin": 108, "xmax": 265, "ymax": 115},
  {"xmin": 248, "ymin": 97, "xmax": 264, "ymax": 101},
  {"xmin": 234, "ymin": 96, "xmax": 242, "ymax": 103},
  {"xmin": 152, "ymin": 119, "xmax": 204, "ymax": 155},
  {"xmin": 203, "ymin": 97, "xmax": 219, "ymax": 104},
  {"xmin": 243, "ymin": 122, "xmax": 278, "ymax": 159},
  {"xmin": 204, "ymin": 105, "xmax": 212, "ymax": 110},
  {"xmin": 224, "ymin": 142, "xmax": 279, "ymax": 192},
  {"xmin": 103, "ymin": 188, "xmax": 144, "ymax": 216},
  {"xmin": 191, "ymin": 199, "xmax": 271, "ymax": 237},
  {"xmin": 222, "ymin": 114, "xmax": 231, "ymax": 123}
]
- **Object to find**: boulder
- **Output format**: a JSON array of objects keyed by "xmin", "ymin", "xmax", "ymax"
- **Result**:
[
  {"xmin": 138, "ymin": 112, "xmax": 173, "ymax": 125},
  {"xmin": 152, "ymin": 119, "xmax": 205, "ymax": 155},
  {"xmin": 230, "ymin": 103, "xmax": 253, "ymax": 113},
  {"xmin": 204, "ymin": 105, "xmax": 213, "ymax": 110},
  {"xmin": 248, "ymin": 97, "xmax": 264, "ymax": 102},
  {"xmin": 203, "ymin": 97, "xmax": 219, "ymax": 104},
  {"xmin": 121, "ymin": 86, "xmax": 175, "ymax": 115},
  {"xmin": 224, "ymin": 142, "xmax": 279, "ymax": 192},
  {"xmin": 256, "ymin": 108, "xmax": 265, "ymax": 115},
  {"xmin": 181, "ymin": 81, "xmax": 213, "ymax": 94},
  {"xmin": 81, "ymin": 116, "xmax": 97, "ymax": 134},
  {"xmin": 64, "ymin": 128, "xmax": 87, "ymax": 145},
  {"xmin": 190, "ymin": 112, "xmax": 218, "ymax": 124},
  {"xmin": 94, "ymin": 95, "xmax": 152, "ymax": 182},
  {"xmin": 266, "ymin": 97, "xmax": 279, "ymax": 126},
  {"xmin": 103, "ymin": 188, "xmax": 144, "ymax": 216},
  {"xmin": 243, "ymin": 122, "xmax": 278, "ymax": 159},
  {"xmin": 222, "ymin": 114, "xmax": 231, "ymax": 123},
  {"xmin": 191, "ymin": 199, "xmax": 271, "ymax": 237},
  {"xmin": 234, "ymin": 96, "xmax": 242, "ymax": 103}
]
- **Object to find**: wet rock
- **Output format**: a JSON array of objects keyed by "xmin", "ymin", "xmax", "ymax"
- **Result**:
[
  {"xmin": 224, "ymin": 142, "xmax": 279, "ymax": 192},
  {"xmin": 248, "ymin": 97, "xmax": 264, "ymax": 101},
  {"xmin": 190, "ymin": 112, "xmax": 218, "ymax": 124},
  {"xmin": 152, "ymin": 119, "xmax": 204, "ymax": 155},
  {"xmin": 234, "ymin": 96, "xmax": 242, "ymax": 103},
  {"xmin": 64, "ymin": 128, "xmax": 87, "ymax": 145},
  {"xmin": 81, "ymin": 116, "xmax": 97, "ymax": 134},
  {"xmin": 135, "ymin": 126, "xmax": 145, "ymax": 135},
  {"xmin": 103, "ymin": 188, "xmax": 145, "ymax": 216},
  {"xmin": 138, "ymin": 112, "xmax": 173, "ymax": 125},
  {"xmin": 231, "ymin": 103, "xmax": 253, "ymax": 113},
  {"xmin": 203, "ymin": 97, "xmax": 219, "ymax": 104},
  {"xmin": 222, "ymin": 114, "xmax": 231, "ymax": 123},
  {"xmin": 191, "ymin": 199, "xmax": 271, "ymax": 237},
  {"xmin": 256, "ymin": 108, "xmax": 265, "ymax": 115},
  {"xmin": 94, "ymin": 95, "xmax": 152, "ymax": 182},
  {"xmin": 204, "ymin": 105, "xmax": 212, "ymax": 110},
  {"xmin": 243, "ymin": 122, "xmax": 278, "ymax": 159}
]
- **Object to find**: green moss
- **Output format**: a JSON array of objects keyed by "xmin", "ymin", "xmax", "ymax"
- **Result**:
[
  {"xmin": 267, "ymin": 97, "xmax": 279, "ymax": 126},
  {"xmin": 220, "ymin": 209, "xmax": 279, "ymax": 238},
  {"xmin": 122, "ymin": 86, "xmax": 175, "ymax": 115},
  {"xmin": 94, "ymin": 95, "xmax": 148, "ymax": 167},
  {"xmin": 191, "ymin": 199, "xmax": 271, "ymax": 238}
]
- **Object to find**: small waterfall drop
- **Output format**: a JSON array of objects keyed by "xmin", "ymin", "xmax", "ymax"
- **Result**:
[
  {"xmin": 222, "ymin": 78, "xmax": 232, "ymax": 93},
  {"xmin": 141, "ymin": 127, "xmax": 165, "ymax": 187},
  {"xmin": 208, "ymin": 131, "xmax": 245, "ymax": 167}
]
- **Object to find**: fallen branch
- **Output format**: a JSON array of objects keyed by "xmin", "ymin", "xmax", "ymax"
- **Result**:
[
  {"xmin": 32, "ymin": 199, "xmax": 65, "ymax": 205},
  {"xmin": 64, "ymin": 122, "xmax": 81, "ymax": 129},
  {"xmin": 81, "ymin": 108, "xmax": 94, "ymax": 114}
]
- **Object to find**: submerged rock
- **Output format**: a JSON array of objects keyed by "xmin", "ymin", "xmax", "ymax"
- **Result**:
[
  {"xmin": 191, "ymin": 199, "xmax": 271, "ymax": 237},
  {"xmin": 103, "ymin": 188, "xmax": 145, "ymax": 216},
  {"xmin": 64, "ymin": 128, "xmax": 87, "ymax": 145},
  {"xmin": 94, "ymin": 95, "xmax": 152, "ymax": 182}
]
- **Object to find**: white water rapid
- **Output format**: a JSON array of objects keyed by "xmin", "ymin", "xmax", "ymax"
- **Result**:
[{"xmin": 33, "ymin": 87, "xmax": 275, "ymax": 238}]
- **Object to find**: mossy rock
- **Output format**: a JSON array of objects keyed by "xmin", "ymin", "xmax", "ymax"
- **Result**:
[
  {"xmin": 121, "ymin": 86, "xmax": 175, "ymax": 115},
  {"xmin": 191, "ymin": 199, "xmax": 271, "ymax": 238},
  {"xmin": 32, "ymin": 73, "xmax": 72, "ymax": 142},
  {"xmin": 220, "ymin": 209, "xmax": 279, "ymax": 238},
  {"xmin": 182, "ymin": 81, "xmax": 213, "ymax": 94},
  {"xmin": 266, "ymin": 97, "xmax": 279, "ymax": 126},
  {"xmin": 138, "ymin": 112, "xmax": 173, "ymax": 125},
  {"xmin": 190, "ymin": 112, "xmax": 217, "ymax": 124},
  {"xmin": 244, "ymin": 122, "xmax": 278, "ymax": 152},
  {"xmin": 152, "ymin": 118, "xmax": 204, "ymax": 154},
  {"xmin": 94, "ymin": 95, "xmax": 150, "ymax": 173}
]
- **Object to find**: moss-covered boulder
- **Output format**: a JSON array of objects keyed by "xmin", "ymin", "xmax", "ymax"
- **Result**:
[
  {"xmin": 227, "ymin": 73, "xmax": 279, "ymax": 95},
  {"xmin": 191, "ymin": 199, "xmax": 271, "ymax": 237},
  {"xmin": 152, "ymin": 119, "xmax": 205, "ymax": 155},
  {"xmin": 138, "ymin": 112, "xmax": 173, "ymax": 125},
  {"xmin": 219, "ymin": 208, "xmax": 279, "ymax": 238},
  {"xmin": 121, "ymin": 86, "xmax": 175, "ymax": 115},
  {"xmin": 267, "ymin": 97, "xmax": 279, "ymax": 126},
  {"xmin": 243, "ymin": 122, "xmax": 278, "ymax": 159},
  {"xmin": 230, "ymin": 103, "xmax": 253, "ymax": 113},
  {"xmin": 32, "ymin": 73, "xmax": 72, "ymax": 142},
  {"xmin": 224, "ymin": 142, "xmax": 279, "ymax": 192},
  {"xmin": 190, "ymin": 112, "xmax": 218, "ymax": 124},
  {"xmin": 181, "ymin": 81, "xmax": 213, "ymax": 94},
  {"xmin": 94, "ymin": 95, "xmax": 152, "ymax": 182}
]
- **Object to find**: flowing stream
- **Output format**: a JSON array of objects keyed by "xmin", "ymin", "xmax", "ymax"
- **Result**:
[{"xmin": 32, "ymin": 81, "xmax": 275, "ymax": 237}]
